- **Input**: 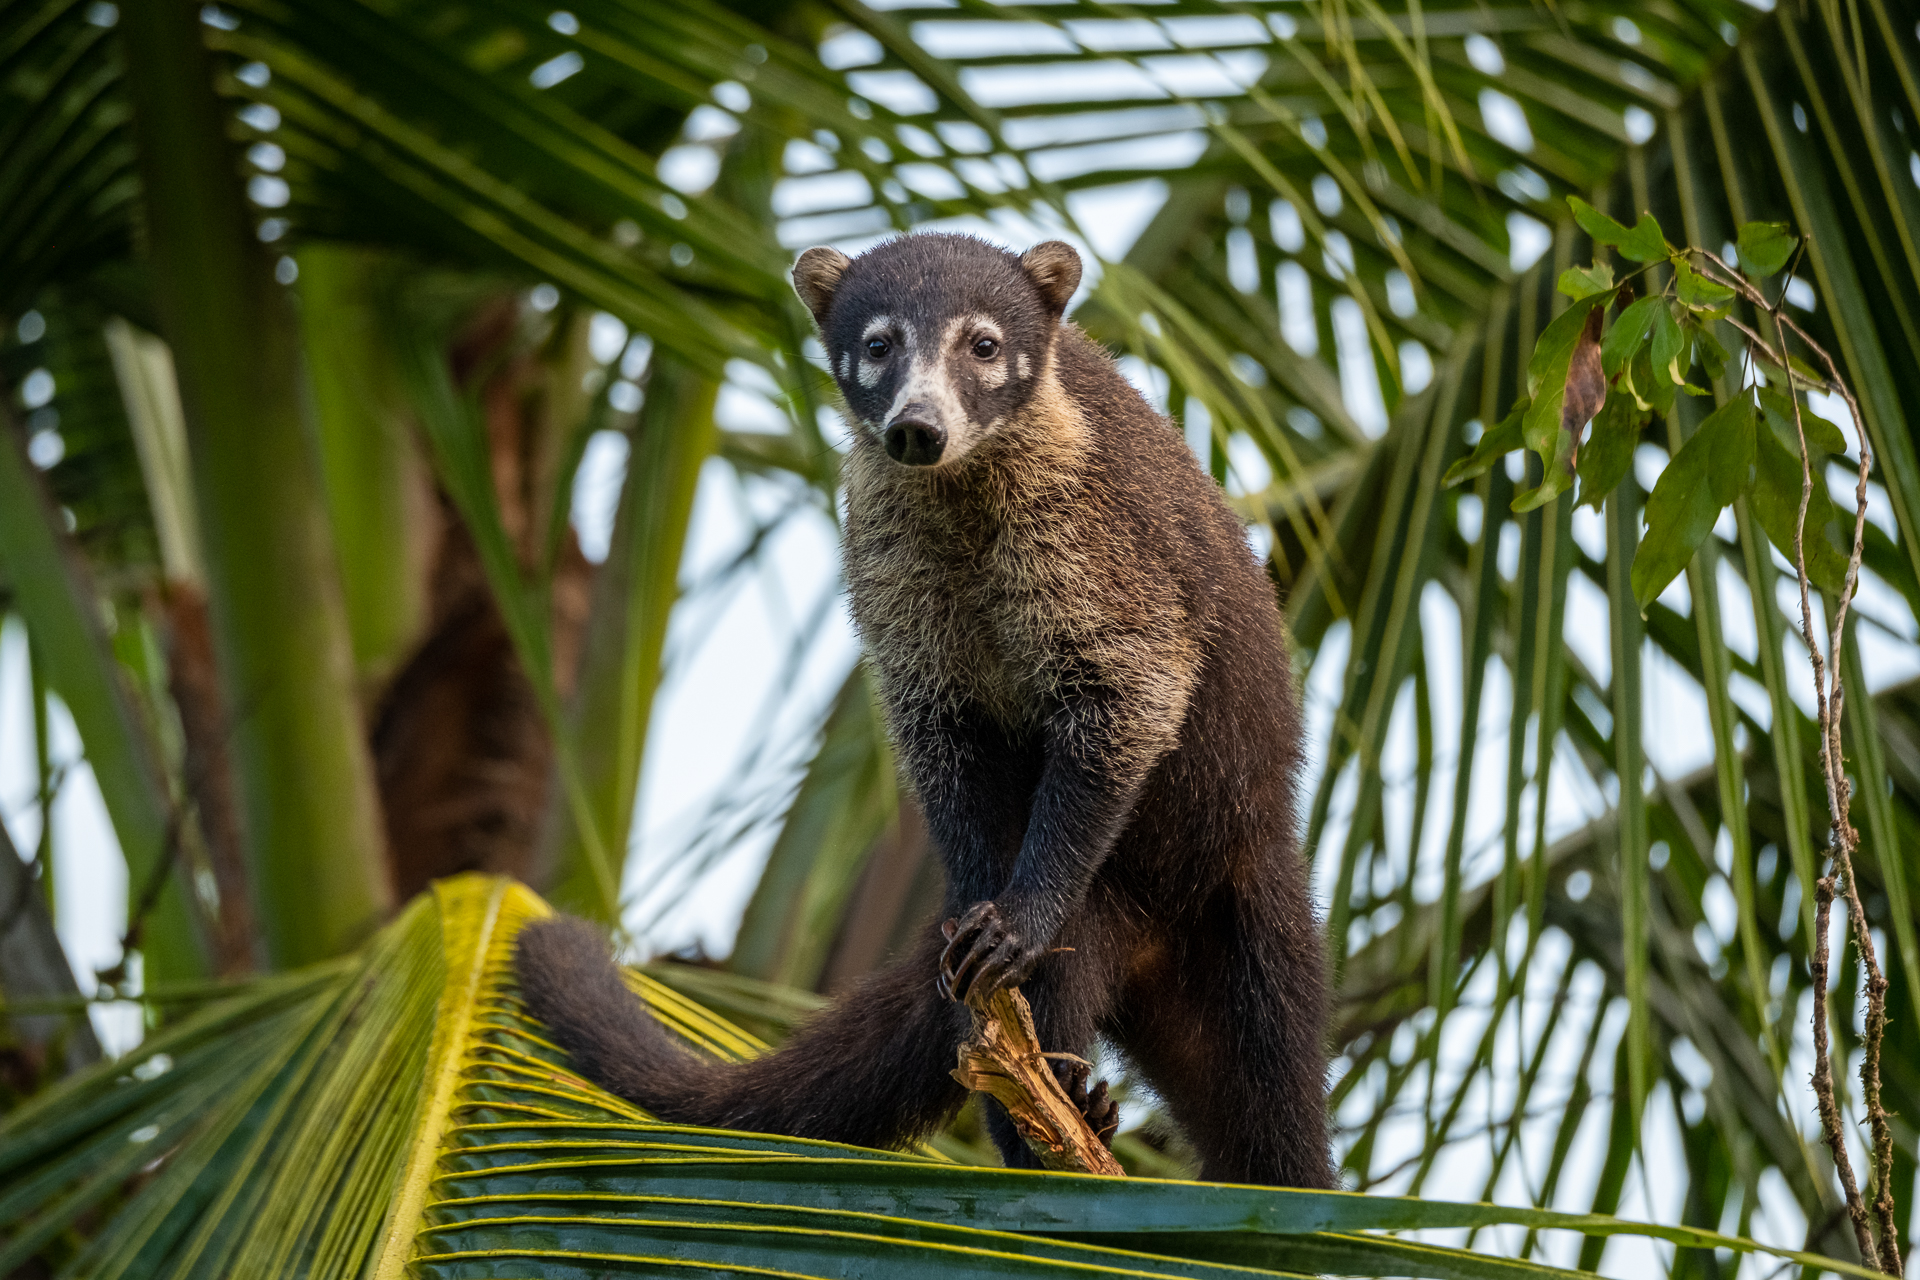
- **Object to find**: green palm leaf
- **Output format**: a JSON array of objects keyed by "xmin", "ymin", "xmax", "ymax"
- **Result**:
[{"xmin": 0, "ymin": 875, "xmax": 1872, "ymax": 1278}]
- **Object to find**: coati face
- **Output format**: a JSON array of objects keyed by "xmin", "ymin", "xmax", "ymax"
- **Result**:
[{"xmin": 790, "ymin": 233, "xmax": 1082, "ymax": 468}]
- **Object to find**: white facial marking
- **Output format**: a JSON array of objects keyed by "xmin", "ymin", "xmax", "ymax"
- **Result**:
[
  {"xmin": 837, "ymin": 351, "xmax": 851, "ymax": 381},
  {"xmin": 885, "ymin": 315, "xmax": 974, "ymax": 457},
  {"xmin": 965, "ymin": 314, "xmax": 1009, "ymax": 390},
  {"xmin": 965, "ymin": 314, "xmax": 1004, "ymax": 344},
  {"xmin": 1016, "ymin": 352, "xmax": 1031, "ymax": 380},
  {"xmin": 857, "ymin": 315, "xmax": 907, "ymax": 390}
]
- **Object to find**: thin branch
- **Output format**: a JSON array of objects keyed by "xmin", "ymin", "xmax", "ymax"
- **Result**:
[
  {"xmin": 1687, "ymin": 240, "xmax": 1899, "ymax": 1271},
  {"xmin": 1778, "ymin": 300, "xmax": 1901, "ymax": 1280},
  {"xmin": 1696, "ymin": 239, "xmax": 1903, "ymax": 1274},
  {"xmin": 1809, "ymin": 871, "xmax": 1875, "ymax": 1263}
]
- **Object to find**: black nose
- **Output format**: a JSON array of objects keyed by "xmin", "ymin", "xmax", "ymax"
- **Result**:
[{"xmin": 885, "ymin": 413, "xmax": 946, "ymax": 465}]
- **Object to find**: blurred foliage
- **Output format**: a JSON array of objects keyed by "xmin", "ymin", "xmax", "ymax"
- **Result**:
[{"xmin": 1, "ymin": 0, "xmax": 1919, "ymax": 1272}]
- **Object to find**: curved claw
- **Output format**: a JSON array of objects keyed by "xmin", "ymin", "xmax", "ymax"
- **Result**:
[
  {"xmin": 1085, "ymin": 1079, "xmax": 1119, "ymax": 1147},
  {"xmin": 1049, "ymin": 1058, "xmax": 1118, "ymax": 1147},
  {"xmin": 1056, "ymin": 1059, "xmax": 1091, "ymax": 1108},
  {"xmin": 938, "ymin": 901, "xmax": 1042, "ymax": 1004}
]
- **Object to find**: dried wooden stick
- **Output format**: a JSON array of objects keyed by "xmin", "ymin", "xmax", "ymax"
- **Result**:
[{"xmin": 951, "ymin": 986, "xmax": 1125, "ymax": 1177}]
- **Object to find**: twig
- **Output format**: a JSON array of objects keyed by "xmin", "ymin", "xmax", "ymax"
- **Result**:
[
  {"xmin": 1809, "ymin": 871, "xmax": 1876, "ymax": 1264},
  {"xmin": 1695, "ymin": 244, "xmax": 1901, "ymax": 1273},
  {"xmin": 951, "ymin": 986, "xmax": 1125, "ymax": 1177},
  {"xmin": 1776, "ymin": 297, "xmax": 1902, "ymax": 1280}
]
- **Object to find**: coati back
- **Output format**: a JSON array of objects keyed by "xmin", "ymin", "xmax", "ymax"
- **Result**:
[{"xmin": 518, "ymin": 233, "xmax": 1333, "ymax": 1188}]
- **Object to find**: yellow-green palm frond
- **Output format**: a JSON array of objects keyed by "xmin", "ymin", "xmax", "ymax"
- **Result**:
[{"xmin": 0, "ymin": 875, "xmax": 1871, "ymax": 1279}]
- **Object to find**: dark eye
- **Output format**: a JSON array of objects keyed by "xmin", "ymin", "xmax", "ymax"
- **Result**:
[
  {"xmin": 866, "ymin": 337, "xmax": 890, "ymax": 358},
  {"xmin": 972, "ymin": 337, "xmax": 999, "ymax": 359}
]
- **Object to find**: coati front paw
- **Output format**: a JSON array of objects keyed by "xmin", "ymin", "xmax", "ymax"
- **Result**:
[
  {"xmin": 1056, "ymin": 1059, "xmax": 1120, "ymax": 1148},
  {"xmin": 937, "ymin": 901, "xmax": 1045, "ymax": 1004}
]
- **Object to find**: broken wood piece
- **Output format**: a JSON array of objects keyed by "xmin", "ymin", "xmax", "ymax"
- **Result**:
[{"xmin": 950, "ymin": 985, "xmax": 1125, "ymax": 1177}]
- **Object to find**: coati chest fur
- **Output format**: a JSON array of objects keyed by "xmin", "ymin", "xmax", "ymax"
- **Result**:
[
  {"xmin": 516, "ymin": 232, "xmax": 1333, "ymax": 1189},
  {"xmin": 841, "ymin": 355, "xmax": 1203, "ymax": 786}
]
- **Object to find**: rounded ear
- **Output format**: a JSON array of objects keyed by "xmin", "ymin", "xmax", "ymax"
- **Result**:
[
  {"xmin": 792, "ymin": 247, "xmax": 851, "ymax": 328},
  {"xmin": 1019, "ymin": 240, "xmax": 1082, "ymax": 317}
]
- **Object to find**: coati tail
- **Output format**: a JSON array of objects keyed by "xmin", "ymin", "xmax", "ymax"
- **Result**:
[
  {"xmin": 514, "ymin": 916, "xmax": 715, "ymax": 1119},
  {"xmin": 514, "ymin": 915, "xmax": 973, "ymax": 1149}
]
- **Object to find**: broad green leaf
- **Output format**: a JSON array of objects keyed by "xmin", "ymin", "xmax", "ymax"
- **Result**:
[
  {"xmin": 1443, "ymin": 399, "xmax": 1527, "ymax": 487},
  {"xmin": 1602, "ymin": 295, "xmax": 1662, "ymax": 378},
  {"xmin": 1567, "ymin": 197, "xmax": 1631, "ymax": 249},
  {"xmin": 1576, "ymin": 391, "xmax": 1642, "ymax": 511},
  {"xmin": 1696, "ymin": 399, "xmax": 1758, "ymax": 507},
  {"xmin": 1673, "ymin": 260, "xmax": 1736, "ymax": 308},
  {"xmin": 1620, "ymin": 216, "xmax": 1669, "ymax": 263},
  {"xmin": 1757, "ymin": 387, "xmax": 1849, "ymax": 457},
  {"xmin": 1557, "ymin": 262, "xmax": 1615, "ymax": 300},
  {"xmin": 1750, "ymin": 418, "xmax": 1852, "ymax": 595},
  {"xmin": 1515, "ymin": 308, "xmax": 1603, "ymax": 512},
  {"xmin": 1649, "ymin": 304, "xmax": 1686, "ymax": 385},
  {"xmin": 1509, "ymin": 458, "xmax": 1572, "ymax": 512},
  {"xmin": 1525, "ymin": 295, "xmax": 1610, "ymax": 404},
  {"xmin": 1567, "ymin": 197, "xmax": 1667, "ymax": 261},
  {"xmin": 1736, "ymin": 220, "xmax": 1796, "ymax": 277},
  {"xmin": 1519, "ymin": 297, "xmax": 1608, "ymax": 508},
  {"xmin": 1631, "ymin": 397, "xmax": 1755, "ymax": 608},
  {"xmin": 1694, "ymin": 325, "xmax": 1729, "ymax": 382}
]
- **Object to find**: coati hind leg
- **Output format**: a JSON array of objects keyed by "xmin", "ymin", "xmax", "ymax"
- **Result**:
[
  {"xmin": 515, "ymin": 915, "xmax": 972, "ymax": 1150},
  {"xmin": 1107, "ymin": 885, "xmax": 1333, "ymax": 1189}
]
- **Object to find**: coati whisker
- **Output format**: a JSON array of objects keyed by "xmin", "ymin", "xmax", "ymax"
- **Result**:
[{"xmin": 517, "ymin": 232, "xmax": 1334, "ymax": 1189}]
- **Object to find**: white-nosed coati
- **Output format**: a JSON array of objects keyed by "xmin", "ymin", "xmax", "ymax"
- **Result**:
[{"xmin": 517, "ymin": 233, "xmax": 1333, "ymax": 1188}]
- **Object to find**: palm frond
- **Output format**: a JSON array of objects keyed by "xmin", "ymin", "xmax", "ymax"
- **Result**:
[{"xmin": 0, "ymin": 874, "xmax": 1874, "ymax": 1278}]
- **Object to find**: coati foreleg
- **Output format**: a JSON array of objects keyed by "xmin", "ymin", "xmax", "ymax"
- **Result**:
[
  {"xmin": 895, "ymin": 688, "xmax": 1174, "ymax": 1169},
  {"xmin": 926, "ymin": 682, "xmax": 1183, "ymax": 1006},
  {"xmin": 515, "ymin": 915, "xmax": 972, "ymax": 1148}
]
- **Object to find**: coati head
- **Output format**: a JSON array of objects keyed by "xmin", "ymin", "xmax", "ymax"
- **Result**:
[{"xmin": 791, "ymin": 233, "xmax": 1082, "ymax": 468}]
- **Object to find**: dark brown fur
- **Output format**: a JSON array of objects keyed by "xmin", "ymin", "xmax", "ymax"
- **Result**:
[{"xmin": 518, "ymin": 234, "xmax": 1332, "ymax": 1188}]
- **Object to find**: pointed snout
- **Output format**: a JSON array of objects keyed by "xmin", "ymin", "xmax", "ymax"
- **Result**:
[{"xmin": 885, "ymin": 404, "xmax": 946, "ymax": 466}]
